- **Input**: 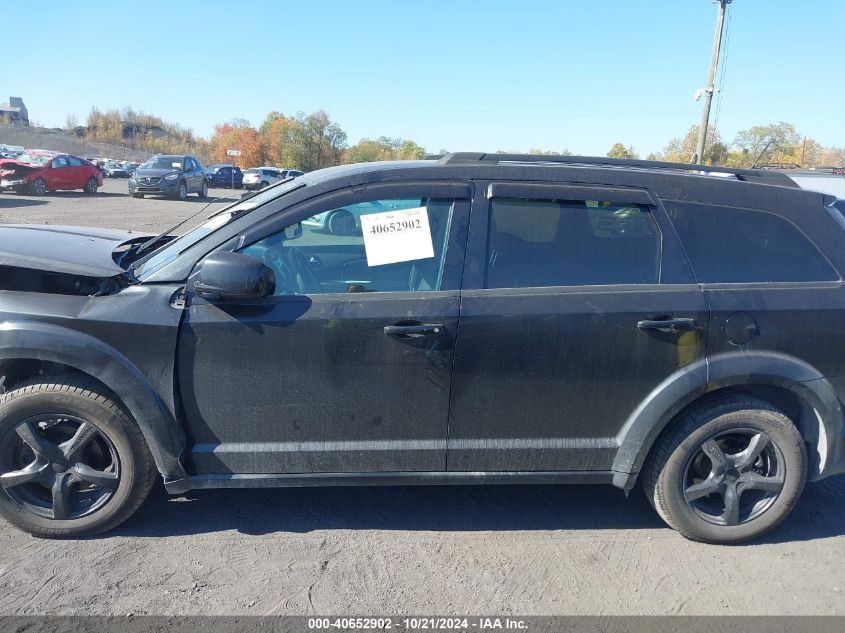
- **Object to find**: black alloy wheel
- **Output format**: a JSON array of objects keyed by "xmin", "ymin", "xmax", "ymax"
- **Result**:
[
  {"xmin": 0, "ymin": 415, "xmax": 119, "ymax": 520},
  {"xmin": 682, "ymin": 429, "xmax": 784, "ymax": 526}
]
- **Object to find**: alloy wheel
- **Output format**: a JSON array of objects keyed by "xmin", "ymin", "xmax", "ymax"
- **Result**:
[
  {"xmin": 682, "ymin": 429, "xmax": 785, "ymax": 526},
  {"xmin": 0, "ymin": 415, "xmax": 120, "ymax": 520}
]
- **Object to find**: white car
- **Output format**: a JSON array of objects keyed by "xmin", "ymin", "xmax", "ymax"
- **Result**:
[{"xmin": 242, "ymin": 167, "xmax": 304, "ymax": 190}]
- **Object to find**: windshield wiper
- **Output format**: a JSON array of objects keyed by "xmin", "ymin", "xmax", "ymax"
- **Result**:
[{"xmin": 127, "ymin": 195, "xmax": 238, "ymax": 265}]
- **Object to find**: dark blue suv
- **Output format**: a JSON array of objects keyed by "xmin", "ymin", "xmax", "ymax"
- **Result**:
[{"xmin": 205, "ymin": 164, "xmax": 243, "ymax": 189}]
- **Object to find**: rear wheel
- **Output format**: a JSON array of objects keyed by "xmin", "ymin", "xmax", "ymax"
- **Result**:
[
  {"xmin": 30, "ymin": 177, "xmax": 47, "ymax": 196},
  {"xmin": 643, "ymin": 397, "xmax": 806, "ymax": 543},
  {"xmin": 260, "ymin": 180, "xmax": 269, "ymax": 189},
  {"xmin": 0, "ymin": 379, "xmax": 157, "ymax": 537},
  {"xmin": 83, "ymin": 176, "xmax": 98, "ymax": 194}
]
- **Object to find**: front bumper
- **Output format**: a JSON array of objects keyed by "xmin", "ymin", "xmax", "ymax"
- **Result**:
[
  {"xmin": 129, "ymin": 178, "xmax": 181, "ymax": 196},
  {"xmin": 0, "ymin": 178, "xmax": 29, "ymax": 191}
]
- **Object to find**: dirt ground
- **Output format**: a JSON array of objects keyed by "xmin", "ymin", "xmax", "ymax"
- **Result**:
[{"xmin": 0, "ymin": 180, "xmax": 844, "ymax": 616}]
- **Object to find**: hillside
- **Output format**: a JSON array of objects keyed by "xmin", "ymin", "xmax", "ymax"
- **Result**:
[{"xmin": 0, "ymin": 125, "xmax": 151, "ymax": 161}]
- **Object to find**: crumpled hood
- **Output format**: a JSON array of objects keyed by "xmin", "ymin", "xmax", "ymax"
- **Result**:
[
  {"xmin": 0, "ymin": 160, "xmax": 43, "ymax": 175},
  {"xmin": 0, "ymin": 224, "xmax": 152, "ymax": 277}
]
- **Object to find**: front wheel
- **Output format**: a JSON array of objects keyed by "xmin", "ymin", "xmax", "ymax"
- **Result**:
[
  {"xmin": 198, "ymin": 181, "xmax": 208, "ymax": 199},
  {"xmin": 30, "ymin": 177, "xmax": 47, "ymax": 196},
  {"xmin": 643, "ymin": 397, "xmax": 806, "ymax": 544},
  {"xmin": 83, "ymin": 176, "xmax": 98, "ymax": 194},
  {"xmin": 0, "ymin": 379, "xmax": 157, "ymax": 537},
  {"xmin": 176, "ymin": 181, "xmax": 187, "ymax": 201}
]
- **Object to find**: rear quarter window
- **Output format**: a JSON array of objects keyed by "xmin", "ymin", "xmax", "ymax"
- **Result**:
[{"xmin": 666, "ymin": 201, "xmax": 838, "ymax": 283}]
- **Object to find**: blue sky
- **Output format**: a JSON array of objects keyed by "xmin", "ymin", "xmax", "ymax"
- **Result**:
[{"xmin": 5, "ymin": 0, "xmax": 844, "ymax": 155}]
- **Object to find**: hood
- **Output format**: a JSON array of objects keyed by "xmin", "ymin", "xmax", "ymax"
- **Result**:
[
  {"xmin": 0, "ymin": 224, "xmax": 152, "ymax": 277},
  {"xmin": 0, "ymin": 160, "xmax": 43, "ymax": 174},
  {"xmin": 134, "ymin": 167, "xmax": 181, "ymax": 178}
]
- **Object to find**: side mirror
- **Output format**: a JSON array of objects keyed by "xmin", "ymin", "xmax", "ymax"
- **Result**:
[
  {"xmin": 283, "ymin": 222, "xmax": 302, "ymax": 240},
  {"xmin": 194, "ymin": 251, "xmax": 274, "ymax": 301}
]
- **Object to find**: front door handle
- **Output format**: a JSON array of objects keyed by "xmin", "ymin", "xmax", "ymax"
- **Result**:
[
  {"xmin": 384, "ymin": 323, "xmax": 444, "ymax": 338},
  {"xmin": 637, "ymin": 317, "xmax": 696, "ymax": 333}
]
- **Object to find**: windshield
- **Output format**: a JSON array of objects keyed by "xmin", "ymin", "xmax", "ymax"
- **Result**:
[
  {"xmin": 140, "ymin": 156, "xmax": 184, "ymax": 170},
  {"xmin": 133, "ymin": 177, "xmax": 306, "ymax": 278},
  {"xmin": 14, "ymin": 153, "xmax": 52, "ymax": 166}
]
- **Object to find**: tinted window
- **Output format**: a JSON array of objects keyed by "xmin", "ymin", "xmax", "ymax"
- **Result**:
[
  {"xmin": 51, "ymin": 156, "xmax": 70, "ymax": 168},
  {"xmin": 67, "ymin": 157, "xmax": 83, "ymax": 167},
  {"xmin": 667, "ymin": 202, "xmax": 838, "ymax": 283},
  {"xmin": 485, "ymin": 198, "xmax": 660, "ymax": 288},
  {"xmin": 240, "ymin": 197, "xmax": 455, "ymax": 295}
]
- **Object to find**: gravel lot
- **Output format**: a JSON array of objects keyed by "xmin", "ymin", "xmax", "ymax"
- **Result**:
[{"xmin": 1, "ymin": 179, "xmax": 845, "ymax": 616}]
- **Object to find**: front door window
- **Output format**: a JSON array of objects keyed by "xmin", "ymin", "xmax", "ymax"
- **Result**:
[{"xmin": 238, "ymin": 197, "xmax": 456, "ymax": 295}]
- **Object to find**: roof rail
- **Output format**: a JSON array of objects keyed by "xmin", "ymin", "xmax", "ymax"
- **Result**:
[{"xmin": 437, "ymin": 152, "xmax": 799, "ymax": 188}]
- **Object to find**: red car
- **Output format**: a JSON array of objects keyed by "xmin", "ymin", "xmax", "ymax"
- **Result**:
[{"xmin": 0, "ymin": 151, "xmax": 103, "ymax": 195}]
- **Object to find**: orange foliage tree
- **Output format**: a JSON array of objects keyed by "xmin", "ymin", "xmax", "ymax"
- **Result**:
[{"xmin": 208, "ymin": 122, "xmax": 263, "ymax": 168}]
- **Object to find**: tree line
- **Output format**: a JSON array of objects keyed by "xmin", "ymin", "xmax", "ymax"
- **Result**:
[
  {"xmin": 605, "ymin": 122, "xmax": 844, "ymax": 169},
  {"xmin": 70, "ymin": 106, "xmax": 843, "ymax": 171}
]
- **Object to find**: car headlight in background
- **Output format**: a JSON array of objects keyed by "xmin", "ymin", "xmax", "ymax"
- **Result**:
[{"xmin": 163, "ymin": 173, "xmax": 180, "ymax": 181}]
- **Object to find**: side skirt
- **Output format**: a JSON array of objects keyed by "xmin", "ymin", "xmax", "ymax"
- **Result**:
[{"xmin": 164, "ymin": 470, "xmax": 617, "ymax": 494}]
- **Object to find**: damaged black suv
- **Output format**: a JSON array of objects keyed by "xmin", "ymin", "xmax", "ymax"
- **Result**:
[{"xmin": 1, "ymin": 153, "xmax": 845, "ymax": 543}]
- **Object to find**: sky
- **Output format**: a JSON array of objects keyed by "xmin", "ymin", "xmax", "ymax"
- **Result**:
[{"xmin": 5, "ymin": 0, "xmax": 844, "ymax": 156}]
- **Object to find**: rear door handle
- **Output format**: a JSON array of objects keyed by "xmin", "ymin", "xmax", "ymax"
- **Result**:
[
  {"xmin": 637, "ymin": 318, "xmax": 696, "ymax": 333},
  {"xmin": 384, "ymin": 323, "xmax": 444, "ymax": 337}
]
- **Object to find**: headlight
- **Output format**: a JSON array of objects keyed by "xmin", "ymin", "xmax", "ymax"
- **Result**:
[{"xmin": 163, "ymin": 173, "xmax": 180, "ymax": 181}]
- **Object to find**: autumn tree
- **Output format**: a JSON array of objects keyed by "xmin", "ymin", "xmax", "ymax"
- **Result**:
[
  {"xmin": 648, "ymin": 125, "xmax": 727, "ymax": 165},
  {"xmin": 607, "ymin": 143, "xmax": 638, "ymax": 159},
  {"xmin": 343, "ymin": 136, "xmax": 427, "ymax": 163},
  {"xmin": 528, "ymin": 148, "xmax": 573, "ymax": 156},
  {"xmin": 732, "ymin": 122, "xmax": 801, "ymax": 167},
  {"xmin": 209, "ymin": 121, "xmax": 263, "ymax": 168}
]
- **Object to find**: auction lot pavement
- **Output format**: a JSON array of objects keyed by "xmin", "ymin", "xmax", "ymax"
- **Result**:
[{"xmin": 1, "ymin": 179, "xmax": 845, "ymax": 616}]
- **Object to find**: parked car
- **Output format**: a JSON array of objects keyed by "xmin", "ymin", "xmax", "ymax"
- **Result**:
[
  {"xmin": 1, "ymin": 152, "xmax": 845, "ymax": 543},
  {"xmin": 129, "ymin": 154, "xmax": 207, "ymax": 200},
  {"xmin": 241, "ymin": 167, "xmax": 301, "ymax": 190},
  {"xmin": 205, "ymin": 164, "xmax": 244, "ymax": 188},
  {"xmin": 0, "ymin": 152, "xmax": 102, "ymax": 195},
  {"xmin": 103, "ymin": 161, "xmax": 130, "ymax": 178}
]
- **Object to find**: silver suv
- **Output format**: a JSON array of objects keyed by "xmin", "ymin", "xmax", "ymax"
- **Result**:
[{"xmin": 242, "ymin": 167, "xmax": 304, "ymax": 190}]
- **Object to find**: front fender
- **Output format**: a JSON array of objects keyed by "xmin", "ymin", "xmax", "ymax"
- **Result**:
[
  {"xmin": 612, "ymin": 350, "xmax": 845, "ymax": 488},
  {"xmin": 0, "ymin": 320, "xmax": 189, "ymax": 481}
]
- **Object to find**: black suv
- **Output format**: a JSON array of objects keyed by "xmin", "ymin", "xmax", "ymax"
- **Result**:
[
  {"xmin": 1, "ymin": 153, "xmax": 844, "ymax": 543},
  {"xmin": 129, "ymin": 154, "xmax": 208, "ymax": 200}
]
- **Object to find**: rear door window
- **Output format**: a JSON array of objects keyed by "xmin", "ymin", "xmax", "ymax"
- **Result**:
[
  {"xmin": 485, "ymin": 198, "xmax": 661, "ymax": 288},
  {"xmin": 666, "ymin": 201, "xmax": 838, "ymax": 283}
]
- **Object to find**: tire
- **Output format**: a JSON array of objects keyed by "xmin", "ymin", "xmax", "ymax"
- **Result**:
[
  {"xmin": 198, "ymin": 181, "xmax": 208, "ymax": 199},
  {"xmin": 131, "ymin": 193, "xmax": 143, "ymax": 199},
  {"xmin": 83, "ymin": 176, "xmax": 98, "ymax": 194},
  {"xmin": 0, "ymin": 378, "xmax": 157, "ymax": 537},
  {"xmin": 643, "ymin": 397, "xmax": 806, "ymax": 544},
  {"xmin": 260, "ymin": 180, "xmax": 269, "ymax": 189},
  {"xmin": 30, "ymin": 177, "xmax": 47, "ymax": 196},
  {"xmin": 177, "ymin": 181, "xmax": 187, "ymax": 201}
]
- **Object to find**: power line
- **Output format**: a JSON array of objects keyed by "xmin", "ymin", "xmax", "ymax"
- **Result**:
[{"xmin": 711, "ymin": 0, "xmax": 733, "ymax": 140}]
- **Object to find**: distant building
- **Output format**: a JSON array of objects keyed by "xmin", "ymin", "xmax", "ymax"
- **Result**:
[{"xmin": 0, "ymin": 97, "xmax": 29, "ymax": 126}]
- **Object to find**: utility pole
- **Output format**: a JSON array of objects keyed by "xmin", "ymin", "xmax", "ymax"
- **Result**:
[{"xmin": 693, "ymin": 0, "xmax": 731, "ymax": 165}]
